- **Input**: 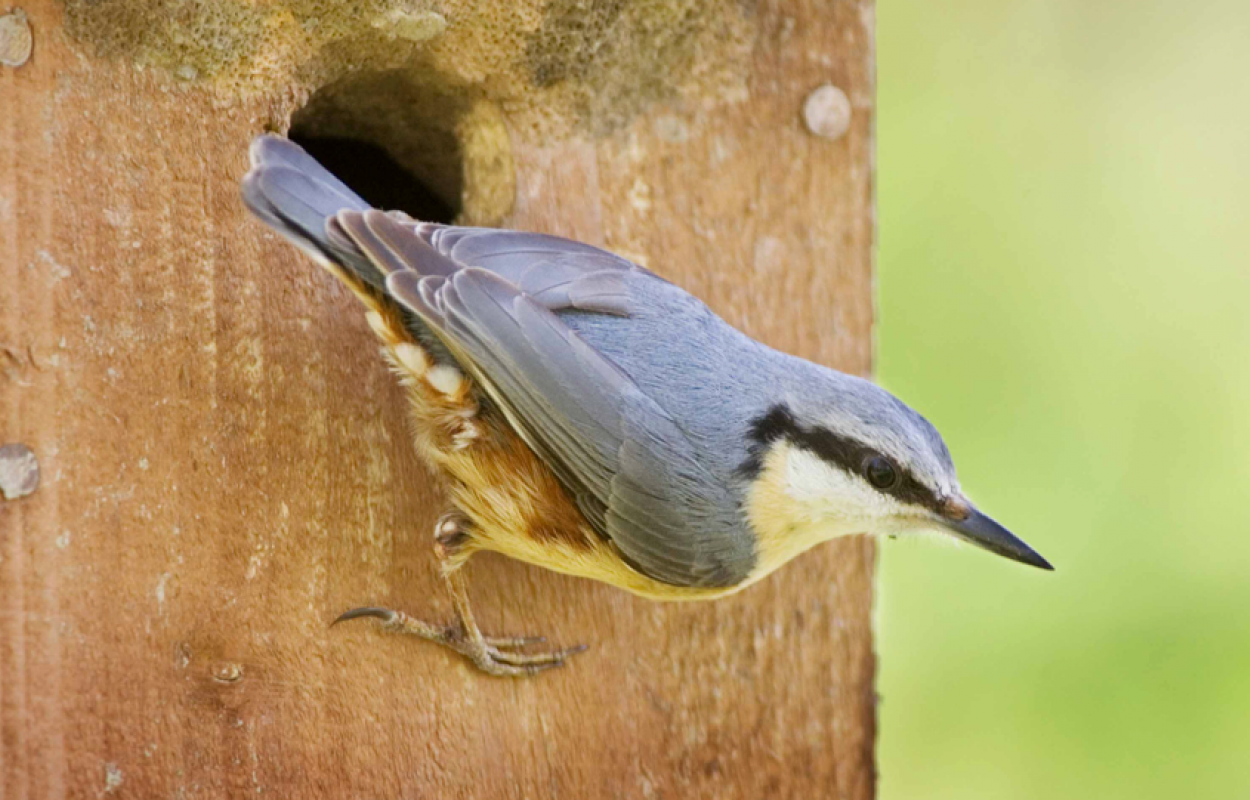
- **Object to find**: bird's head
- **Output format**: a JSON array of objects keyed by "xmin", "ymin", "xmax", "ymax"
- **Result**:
[{"xmin": 740, "ymin": 376, "xmax": 1051, "ymax": 571}]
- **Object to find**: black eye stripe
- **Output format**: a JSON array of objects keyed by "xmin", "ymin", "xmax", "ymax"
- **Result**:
[{"xmin": 740, "ymin": 403, "xmax": 944, "ymax": 514}]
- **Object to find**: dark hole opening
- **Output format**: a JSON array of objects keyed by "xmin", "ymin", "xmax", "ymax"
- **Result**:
[{"xmin": 285, "ymin": 134, "xmax": 458, "ymax": 224}]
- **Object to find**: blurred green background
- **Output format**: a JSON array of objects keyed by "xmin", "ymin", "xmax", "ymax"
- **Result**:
[{"xmin": 875, "ymin": 1, "xmax": 1250, "ymax": 798}]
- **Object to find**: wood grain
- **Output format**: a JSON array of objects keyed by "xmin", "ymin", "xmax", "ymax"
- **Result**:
[{"xmin": 0, "ymin": 1, "xmax": 877, "ymax": 796}]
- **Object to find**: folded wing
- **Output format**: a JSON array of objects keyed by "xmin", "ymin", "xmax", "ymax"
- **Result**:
[{"xmin": 241, "ymin": 136, "xmax": 756, "ymax": 587}]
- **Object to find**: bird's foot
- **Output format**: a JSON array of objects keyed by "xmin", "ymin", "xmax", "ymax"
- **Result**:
[{"xmin": 332, "ymin": 607, "xmax": 587, "ymax": 677}]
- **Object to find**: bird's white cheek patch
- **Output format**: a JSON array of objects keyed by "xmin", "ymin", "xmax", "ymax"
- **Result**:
[
  {"xmin": 784, "ymin": 447, "xmax": 851, "ymax": 504},
  {"xmin": 784, "ymin": 447, "xmax": 903, "ymax": 524}
]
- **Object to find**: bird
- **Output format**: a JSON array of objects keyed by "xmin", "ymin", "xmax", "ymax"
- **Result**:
[{"xmin": 240, "ymin": 134, "xmax": 1053, "ymax": 677}]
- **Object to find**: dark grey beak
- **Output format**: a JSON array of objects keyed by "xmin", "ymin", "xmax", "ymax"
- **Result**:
[{"xmin": 940, "ymin": 503, "xmax": 1053, "ymax": 571}]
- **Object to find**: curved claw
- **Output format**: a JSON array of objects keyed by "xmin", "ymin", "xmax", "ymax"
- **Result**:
[{"xmin": 331, "ymin": 606, "xmax": 398, "ymax": 627}]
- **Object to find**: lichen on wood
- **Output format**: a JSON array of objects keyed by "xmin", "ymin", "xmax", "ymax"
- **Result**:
[{"xmin": 61, "ymin": 0, "xmax": 753, "ymax": 136}]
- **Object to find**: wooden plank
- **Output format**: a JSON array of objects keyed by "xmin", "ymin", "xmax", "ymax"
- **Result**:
[{"xmin": 1, "ymin": 1, "xmax": 876, "ymax": 796}]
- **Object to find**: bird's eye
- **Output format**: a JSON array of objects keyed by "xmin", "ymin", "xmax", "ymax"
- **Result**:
[{"xmin": 863, "ymin": 455, "xmax": 898, "ymax": 490}]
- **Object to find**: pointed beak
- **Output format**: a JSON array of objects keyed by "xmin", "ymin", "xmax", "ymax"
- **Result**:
[{"xmin": 938, "ymin": 497, "xmax": 1054, "ymax": 571}]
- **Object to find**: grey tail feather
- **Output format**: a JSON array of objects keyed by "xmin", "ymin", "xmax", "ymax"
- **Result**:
[{"xmin": 240, "ymin": 135, "xmax": 389, "ymax": 290}]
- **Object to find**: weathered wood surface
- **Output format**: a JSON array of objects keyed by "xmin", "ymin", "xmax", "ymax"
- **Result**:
[{"xmin": 0, "ymin": 1, "xmax": 877, "ymax": 797}]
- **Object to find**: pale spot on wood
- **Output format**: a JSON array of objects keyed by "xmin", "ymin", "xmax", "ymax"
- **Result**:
[
  {"xmin": 154, "ymin": 572, "xmax": 171, "ymax": 614},
  {"xmin": 629, "ymin": 177, "xmax": 653, "ymax": 213},
  {"xmin": 370, "ymin": 9, "xmax": 447, "ymax": 43},
  {"xmin": 0, "ymin": 8, "xmax": 31, "ymax": 69},
  {"xmin": 103, "ymin": 763, "xmax": 123, "ymax": 794},
  {"xmin": 803, "ymin": 83, "xmax": 852, "ymax": 140},
  {"xmin": 211, "ymin": 662, "xmax": 244, "ymax": 683},
  {"xmin": 35, "ymin": 249, "xmax": 72, "ymax": 284},
  {"xmin": 752, "ymin": 236, "xmax": 786, "ymax": 275},
  {"xmin": 653, "ymin": 114, "xmax": 690, "ymax": 143},
  {"xmin": 0, "ymin": 443, "xmax": 39, "ymax": 500}
]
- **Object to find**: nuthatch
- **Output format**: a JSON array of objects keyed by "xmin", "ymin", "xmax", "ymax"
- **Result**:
[{"xmin": 241, "ymin": 136, "xmax": 1052, "ymax": 677}]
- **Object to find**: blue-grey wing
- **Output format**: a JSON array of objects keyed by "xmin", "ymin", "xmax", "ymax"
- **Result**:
[
  {"xmin": 241, "ymin": 136, "xmax": 375, "ymax": 278},
  {"xmin": 403, "ymin": 221, "xmax": 643, "ymax": 318},
  {"xmin": 345, "ymin": 215, "xmax": 752, "ymax": 588},
  {"xmin": 240, "ymin": 136, "xmax": 630, "ymax": 304},
  {"xmin": 387, "ymin": 266, "xmax": 752, "ymax": 588},
  {"xmin": 241, "ymin": 137, "xmax": 755, "ymax": 587}
]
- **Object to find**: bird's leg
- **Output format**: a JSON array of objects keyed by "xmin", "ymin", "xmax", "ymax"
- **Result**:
[{"xmin": 333, "ymin": 513, "xmax": 587, "ymax": 677}]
